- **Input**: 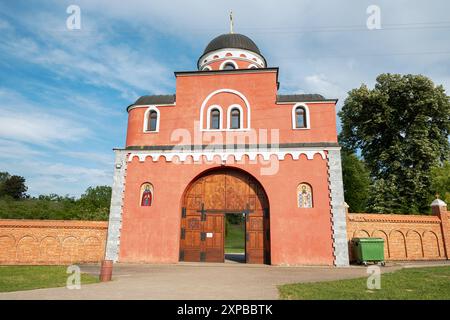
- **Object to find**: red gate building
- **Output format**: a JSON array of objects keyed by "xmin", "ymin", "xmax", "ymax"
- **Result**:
[{"xmin": 105, "ymin": 33, "xmax": 349, "ymax": 266}]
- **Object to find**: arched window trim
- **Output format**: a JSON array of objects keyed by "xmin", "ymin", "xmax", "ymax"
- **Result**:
[
  {"xmin": 200, "ymin": 89, "xmax": 251, "ymax": 132},
  {"xmin": 248, "ymin": 63, "xmax": 259, "ymax": 69},
  {"xmin": 291, "ymin": 103, "xmax": 311, "ymax": 130},
  {"xmin": 206, "ymin": 105, "xmax": 223, "ymax": 130},
  {"xmin": 219, "ymin": 59, "xmax": 239, "ymax": 70},
  {"xmin": 143, "ymin": 106, "xmax": 160, "ymax": 133},
  {"xmin": 297, "ymin": 182, "xmax": 313, "ymax": 208},
  {"xmin": 202, "ymin": 65, "xmax": 212, "ymax": 71},
  {"xmin": 227, "ymin": 104, "xmax": 244, "ymax": 130}
]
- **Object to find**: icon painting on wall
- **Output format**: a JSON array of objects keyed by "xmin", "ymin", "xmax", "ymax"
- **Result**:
[
  {"xmin": 297, "ymin": 183, "xmax": 313, "ymax": 208},
  {"xmin": 140, "ymin": 183, "xmax": 153, "ymax": 207}
]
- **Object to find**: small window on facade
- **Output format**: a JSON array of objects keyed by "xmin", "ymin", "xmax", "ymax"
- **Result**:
[
  {"xmin": 297, "ymin": 183, "xmax": 313, "ymax": 208},
  {"xmin": 223, "ymin": 63, "xmax": 236, "ymax": 70},
  {"xmin": 148, "ymin": 110, "xmax": 158, "ymax": 132},
  {"xmin": 140, "ymin": 183, "xmax": 154, "ymax": 207},
  {"xmin": 210, "ymin": 108, "xmax": 220, "ymax": 129},
  {"xmin": 295, "ymin": 107, "xmax": 307, "ymax": 128},
  {"xmin": 230, "ymin": 108, "xmax": 241, "ymax": 129}
]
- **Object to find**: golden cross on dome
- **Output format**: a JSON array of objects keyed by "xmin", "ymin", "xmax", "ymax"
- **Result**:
[{"xmin": 230, "ymin": 10, "xmax": 234, "ymax": 34}]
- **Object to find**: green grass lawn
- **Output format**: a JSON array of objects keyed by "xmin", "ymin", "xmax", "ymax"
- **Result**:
[
  {"xmin": 225, "ymin": 222, "xmax": 245, "ymax": 253},
  {"xmin": 0, "ymin": 266, "xmax": 99, "ymax": 293},
  {"xmin": 279, "ymin": 266, "xmax": 450, "ymax": 300}
]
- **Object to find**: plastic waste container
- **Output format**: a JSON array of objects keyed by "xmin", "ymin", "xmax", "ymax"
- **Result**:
[{"xmin": 352, "ymin": 238, "xmax": 385, "ymax": 266}]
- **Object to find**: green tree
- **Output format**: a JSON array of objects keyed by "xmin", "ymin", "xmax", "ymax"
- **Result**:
[
  {"xmin": 366, "ymin": 178, "xmax": 402, "ymax": 214},
  {"xmin": 79, "ymin": 186, "xmax": 111, "ymax": 207},
  {"xmin": 0, "ymin": 172, "xmax": 10, "ymax": 184},
  {"xmin": 76, "ymin": 186, "xmax": 112, "ymax": 220},
  {"xmin": 430, "ymin": 161, "xmax": 450, "ymax": 204},
  {"xmin": 339, "ymin": 74, "xmax": 450, "ymax": 213},
  {"xmin": 341, "ymin": 151, "xmax": 371, "ymax": 212},
  {"xmin": 0, "ymin": 172, "xmax": 11, "ymax": 196},
  {"xmin": 2, "ymin": 175, "xmax": 28, "ymax": 199}
]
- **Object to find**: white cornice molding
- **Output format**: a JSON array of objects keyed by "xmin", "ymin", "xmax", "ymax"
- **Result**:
[
  {"xmin": 198, "ymin": 48, "xmax": 266, "ymax": 70},
  {"xmin": 127, "ymin": 148, "xmax": 334, "ymax": 163},
  {"xmin": 276, "ymin": 101, "xmax": 335, "ymax": 105},
  {"xmin": 128, "ymin": 103, "xmax": 176, "ymax": 112}
]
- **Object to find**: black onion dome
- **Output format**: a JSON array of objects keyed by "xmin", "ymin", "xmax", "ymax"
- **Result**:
[{"xmin": 203, "ymin": 33, "xmax": 261, "ymax": 55}]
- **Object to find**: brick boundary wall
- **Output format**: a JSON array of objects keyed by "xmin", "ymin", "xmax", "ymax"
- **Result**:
[
  {"xmin": 0, "ymin": 220, "xmax": 108, "ymax": 265},
  {"xmin": 1, "ymin": 204, "xmax": 447, "ymax": 265},
  {"xmin": 346, "ymin": 202, "xmax": 450, "ymax": 262}
]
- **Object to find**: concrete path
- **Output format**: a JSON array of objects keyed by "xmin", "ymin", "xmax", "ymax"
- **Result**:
[{"xmin": 0, "ymin": 262, "xmax": 404, "ymax": 300}]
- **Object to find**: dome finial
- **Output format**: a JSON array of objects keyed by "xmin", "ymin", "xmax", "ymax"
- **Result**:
[{"xmin": 230, "ymin": 10, "xmax": 234, "ymax": 34}]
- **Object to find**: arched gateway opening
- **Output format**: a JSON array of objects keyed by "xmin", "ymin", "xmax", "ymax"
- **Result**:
[{"xmin": 179, "ymin": 168, "xmax": 270, "ymax": 264}]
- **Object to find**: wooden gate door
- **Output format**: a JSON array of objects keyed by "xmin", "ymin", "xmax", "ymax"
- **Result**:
[{"xmin": 180, "ymin": 169, "xmax": 270, "ymax": 264}]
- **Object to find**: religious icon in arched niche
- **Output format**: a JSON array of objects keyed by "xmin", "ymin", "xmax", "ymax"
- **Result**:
[
  {"xmin": 140, "ymin": 183, "xmax": 153, "ymax": 207},
  {"xmin": 297, "ymin": 183, "xmax": 313, "ymax": 208}
]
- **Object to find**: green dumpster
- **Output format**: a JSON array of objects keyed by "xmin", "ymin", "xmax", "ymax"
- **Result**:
[{"xmin": 352, "ymin": 238, "xmax": 385, "ymax": 266}]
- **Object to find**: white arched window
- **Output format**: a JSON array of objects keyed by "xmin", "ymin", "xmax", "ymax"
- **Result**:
[
  {"xmin": 220, "ymin": 60, "xmax": 239, "ymax": 70},
  {"xmin": 143, "ymin": 107, "xmax": 160, "ymax": 133},
  {"xmin": 227, "ymin": 104, "xmax": 244, "ymax": 130},
  {"xmin": 206, "ymin": 105, "xmax": 223, "ymax": 130},
  {"xmin": 202, "ymin": 65, "xmax": 212, "ymax": 71},
  {"xmin": 292, "ymin": 103, "xmax": 310, "ymax": 130},
  {"xmin": 200, "ymin": 89, "xmax": 251, "ymax": 132}
]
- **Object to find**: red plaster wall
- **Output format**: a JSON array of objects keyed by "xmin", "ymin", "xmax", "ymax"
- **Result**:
[
  {"xmin": 119, "ymin": 154, "xmax": 334, "ymax": 266},
  {"xmin": 126, "ymin": 71, "xmax": 338, "ymax": 147}
]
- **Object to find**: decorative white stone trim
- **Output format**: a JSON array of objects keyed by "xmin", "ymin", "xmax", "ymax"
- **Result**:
[
  {"xmin": 219, "ymin": 59, "xmax": 239, "ymax": 70},
  {"xmin": 200, "ymin": 89, "xmax": 251, "ymax": 132},
  {"xmin": 327, "ymin": 149, "xmax": 350, "ymax": 267},
  {"xmin": 199, "ymin": 48, "xmax": 266, "ymax": 70},
  {"xmin": 202, "ymin": 65, "xmax": 212, "ymax": 71},
  {"xmin": 206, "ymin": 105, "xmax": 224, "ymax": 130},
  {"xmin": 127, "ymin": 149, "xmax": 327, "ymax": 163},
  {"xmin": 277, "ymin": 101, "xmax": 333, "ymax": 105},
  {"xmin": 143, "ymin": 106, "xmax": 160, "ymax": 133},
  {"xmin": 248, "ymin": 63, "xmax": 259, "ymax": 69},
  {"xmin": 105, "ymin": 150, "xmax": 128, "ymax": 262},
  {"xmin": 128, "ymin": 102, "xmax": 175, "ymax": 112},
  {"xmin": 431, "ymin": 199, "xmax": 447, "ymax": 207},
  {"xmin": 292, "ymin": 103, "xmax": 311, "ymax": 130},
  {"xmin": 227, "ymin": 104, "xmax": 245, "ymax": 130}
]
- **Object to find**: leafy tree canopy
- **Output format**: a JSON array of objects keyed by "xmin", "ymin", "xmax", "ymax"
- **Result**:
[
  {"xmin": 430, "ymin": 161, "xmax": 450, "ymax": 204},
  {"xmin": 0, "ymin": 173, "xmax": 111, "ymax": 221},
  {"xmin": 341, "ymin": 151, "xmax": 371, "ymax": 213},
  {"xmin": 0, "ymin": 175, "xmax": 28, "ymax": 200},
  {"xmin": 339, "ymin": 74, "xmax": 450, "ymax": 213}
]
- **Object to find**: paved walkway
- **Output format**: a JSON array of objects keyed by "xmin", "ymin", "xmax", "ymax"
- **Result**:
[{"xmin": 0, "ymin": 262, "xmax": 405, "ymax": 300}]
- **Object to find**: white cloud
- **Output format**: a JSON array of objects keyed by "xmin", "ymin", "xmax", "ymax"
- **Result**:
[
  {"xmin": 1, "ymin": 0, "xmax": 449, "ymax": 197},
  {"xmin": 0, "ymin": 89, "xmax": 90, "ymax": 146},
  {"xmin": 0, "ymin": 158, "xmax": 112, "ymax": 197},
  {"xmin": 62, "ymin": 151, "xmax": 113, "ymax": 167},
  {"xmin": 0, "ymin": 110, "xmax": 89, "ymax": 146},
  {"xmin": 0, "ymin": 8, "xmax": 173, "ymax": 99},
  {"xmin": 0, "ymin": 139, "xmax": 44, "ymax": 159},
  {"xmin": 303, "ymin": 74, "xmax": 347, "ymax": 101}
]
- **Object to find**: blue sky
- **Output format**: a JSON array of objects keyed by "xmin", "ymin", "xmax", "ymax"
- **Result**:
[{"xmin": 0, "ymin": 0, "xmax": 449, "ymax": 197}]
